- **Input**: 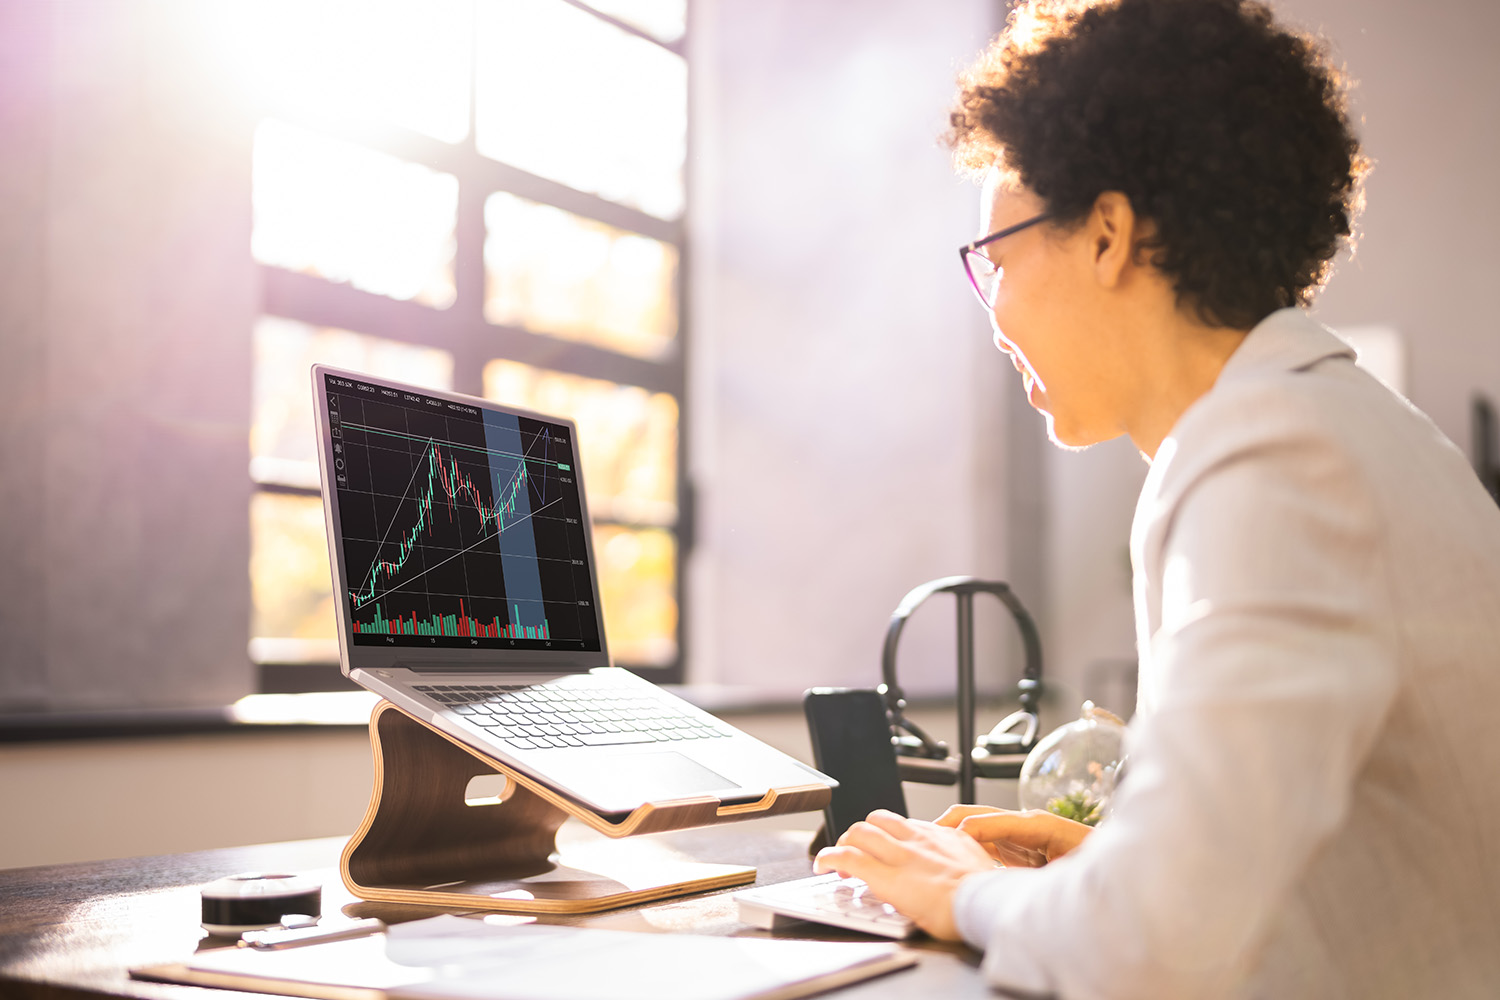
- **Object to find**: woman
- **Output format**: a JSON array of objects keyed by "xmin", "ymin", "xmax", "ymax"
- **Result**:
[{"xmin": 815, "ymin": 1, "xmax": 1500, "ymax": 996}]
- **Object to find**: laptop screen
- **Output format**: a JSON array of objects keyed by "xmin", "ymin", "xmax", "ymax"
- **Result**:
[{"xmin": 318, "ymin": 370, "xmax": 603, "ymax": 657}]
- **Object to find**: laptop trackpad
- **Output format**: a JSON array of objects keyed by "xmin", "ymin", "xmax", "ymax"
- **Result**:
[{"xmin": 551, "ymin": 752, "xmax": 735, "ymax": 805}]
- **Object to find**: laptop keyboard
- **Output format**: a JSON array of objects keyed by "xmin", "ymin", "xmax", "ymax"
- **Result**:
[{"xmin": 415, "ymin": 680, "xmax": 732, "ymax": 751}]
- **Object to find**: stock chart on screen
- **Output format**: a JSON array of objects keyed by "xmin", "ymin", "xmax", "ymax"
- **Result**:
[{"xmin": 324, "ymin": 374, "xmax": 601, "ymax": 652}]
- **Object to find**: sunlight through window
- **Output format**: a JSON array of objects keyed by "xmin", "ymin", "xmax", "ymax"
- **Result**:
[
  {"xmin": 476, "ymin": 0, "xmax": 687, "ymax": 220},
  {"xmin": 217, "ymin": 0, "xmax": 473, "ymax": 143},
  {"xmin": 482, "ymin": 359, "xmax": 678, "ymax": 525},
  {"xmin": 237, "ymin": 0, "xmax": 689, "ymax": 675},
  {"xmin": 253, "ymin": 119, "xmax": 459, "ymax": 307},
  {"xmin": 594, "ymin": 524, "xmax": 678, "ymax": 666},
  {"xmin": 484, "ymin": 192, "xmax": 678, "ymax": 358},
  {"xmin": 587, "ymin": 0, "xmax": 687, "ymax": 43},
  {"xmin": 251, "ymin": 316, "xmax": 454, "ymax": 488},
  {"xmin": 251, "ymin": 492, "xmax": 338, "ymax": 642}
]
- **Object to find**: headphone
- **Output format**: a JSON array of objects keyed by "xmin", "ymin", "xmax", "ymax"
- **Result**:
[{"xmin": 879, "ymin": 576, "xmax": 1044, "ymax": 803}]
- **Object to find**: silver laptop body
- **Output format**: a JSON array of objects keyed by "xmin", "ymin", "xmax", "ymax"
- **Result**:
[{"xmin": 313, "ymin": 365, "xmax": 833, "ymax": 819}]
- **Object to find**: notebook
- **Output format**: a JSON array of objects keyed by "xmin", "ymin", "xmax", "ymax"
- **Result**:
[
  {"xmin": 312, "ymin": 366, "xmax": 834, "ymax": 819},
  {"xmin": 133, "ymin": 913, "xmax": 916, "ymax": 1000}
]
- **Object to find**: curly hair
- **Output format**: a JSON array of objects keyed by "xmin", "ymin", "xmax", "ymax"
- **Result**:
[{"xmin": 949, "ymin": 0, "xmax": 1367, "ymax": 330}]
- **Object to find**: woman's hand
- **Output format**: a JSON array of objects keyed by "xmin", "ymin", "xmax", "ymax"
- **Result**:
[
  {"xmin": 813, "ymin": 809, "xmax": 997, "ymax": 941},
  {"xmin": 935, "ymin": 804, "xmax": 1093, "ymax": 868}
]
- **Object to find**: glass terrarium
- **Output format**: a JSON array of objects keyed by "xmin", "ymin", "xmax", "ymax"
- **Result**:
[{"xmin": 1017, "ymin": 701, "xmax": 1128, "ymax": 826}]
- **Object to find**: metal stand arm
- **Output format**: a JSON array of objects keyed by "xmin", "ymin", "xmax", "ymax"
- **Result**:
[{"xmin": 879, "ymin": 576, "xmax": 1044, "ymax": 804}]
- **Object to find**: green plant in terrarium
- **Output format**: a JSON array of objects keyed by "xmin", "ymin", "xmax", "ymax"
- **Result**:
[
  {"xmin": 1045, "ymin": 788, "xmax": 1105, "ymax": 826},
  {"xmin": 1018, "ymin": 702, "xmax": 1128, "ymax": 827}
]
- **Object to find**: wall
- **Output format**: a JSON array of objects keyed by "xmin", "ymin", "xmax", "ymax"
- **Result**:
[
  {"xmin": 0, "ymin": 702, "xmax": 1016, "ymax": 870},
  {"xmin": 0, "ymin": 729, "xmax": 373, "ymax": 870},
  {"xmin": 688, "ymin": 0, "xmax": 1046, "ymax": 701},
  {"xmin": 689, "ymin": 0, "xmax": 1500, "ymax": 713},
  {"xmin": 1036, "ymin": 0, "xmax": 1500, "ymax": 705},
  {"xmin": 0, "ymin": 0, "xmax": 257, "ymax": 713}
]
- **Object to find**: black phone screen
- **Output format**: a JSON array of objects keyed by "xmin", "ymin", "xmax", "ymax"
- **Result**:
[{"xmin": 803, "ymin": 688, "xmax": 908, "ymax": 842}]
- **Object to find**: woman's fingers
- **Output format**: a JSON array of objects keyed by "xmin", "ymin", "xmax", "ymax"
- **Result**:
[
  {"xmin": 815, "ymin": 818, "xmax": 999, "ymax": 942},
  {"xmin": 821, "ymin": 810, "xmax": 992, "ymax": 879},
  {"xmin": 832, "ymin": 811, "xmax": 928, "ymax": 856},
  {"xmin": 930, "ymin": 807, "xmax": 1065, "ymax": 866},
  {"xmin": 815, "ymin": 818, "xmax": 924, "ymax": 883},
  {"xmin": 861, "ymin": 810, "xmax": 926, "ymax": 839},
  {"xmin": 934, "ymin": 804, "xmax": 1006, "ymax": 828},
  {"xmin": 820, "ymin": 805, "xmax": 1078, "ymax": 882},
  {"xmin": 812, "ymin": 843, "xmax": 877, "ymax": 880},
  {"xmin": 824, "ymin": 818, "xmax": 899, "ymax": 870},
  {"xmin": 956, "ymin": 811, "xmax": 1054, "ymax": 849},
  {"xmin": 987, "ymin": 840, "xmax": 1050, "ymax": 869},
  {"xmin": 956, "ymin": 810, "xmax": 1093, "ymax": 862}
]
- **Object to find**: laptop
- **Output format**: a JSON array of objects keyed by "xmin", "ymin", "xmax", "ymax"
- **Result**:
[{"xmin": 312, "ymin": 365, "xmax": 835, "ymax": 819}]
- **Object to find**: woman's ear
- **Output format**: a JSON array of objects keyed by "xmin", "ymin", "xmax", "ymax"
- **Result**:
[{"xmin": 1089, "ymin": 191, "xmax": 1137, "ymax": 289}]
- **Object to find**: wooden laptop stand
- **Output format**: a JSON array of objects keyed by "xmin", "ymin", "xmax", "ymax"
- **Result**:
[{"xmin": 341, "ymin": 701, "xmax": 831, "ymax": 914}]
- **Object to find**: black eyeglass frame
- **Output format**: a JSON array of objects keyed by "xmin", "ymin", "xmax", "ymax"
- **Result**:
[{"xmin": 959, "ymin": 211, "xmax": 1053, "ymax": 308}]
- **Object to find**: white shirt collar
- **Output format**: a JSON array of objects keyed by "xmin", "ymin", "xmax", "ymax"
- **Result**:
[{"xmin": 1215, "ymin": 307, "xmax": 1356, "ymax": 386}]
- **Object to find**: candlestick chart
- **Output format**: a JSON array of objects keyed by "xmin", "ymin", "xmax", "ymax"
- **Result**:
[
  {"xmin": 324, "ymin": 378, "xmax": 601, "ymax": 652},
  {"xmin": 348, "ymin": 439, "xmax": 533, "ymax": 612}
]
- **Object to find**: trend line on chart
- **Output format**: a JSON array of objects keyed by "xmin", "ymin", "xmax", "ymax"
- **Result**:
[{"xmin": 351, "ymin": 440, "xmax": 528, "ymax": 610}]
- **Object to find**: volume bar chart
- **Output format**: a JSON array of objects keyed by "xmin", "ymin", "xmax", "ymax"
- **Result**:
[{"xmin": 353, "ymin": 601, "xmax": 552, "ymax": 640}]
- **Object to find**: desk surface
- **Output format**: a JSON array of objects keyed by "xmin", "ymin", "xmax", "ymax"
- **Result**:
[{"xmin": 0, "ymin": 822, "xmax": 992, "ymax": 1000}]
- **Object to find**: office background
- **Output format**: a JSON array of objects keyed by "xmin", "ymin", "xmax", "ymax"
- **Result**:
[{"xmin": 2, "ymin": 0, "xmax": 1497, "ymax": 868}]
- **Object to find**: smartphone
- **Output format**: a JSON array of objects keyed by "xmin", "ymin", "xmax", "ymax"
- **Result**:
[{"xmin": 803, "ymin": 688, "xmax": 908, "ymax": 842}]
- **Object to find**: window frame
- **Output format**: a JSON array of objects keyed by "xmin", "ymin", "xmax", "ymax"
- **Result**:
[{"xmin": 250, "ymin": 0, "xmax": 692, "ymax": 685}]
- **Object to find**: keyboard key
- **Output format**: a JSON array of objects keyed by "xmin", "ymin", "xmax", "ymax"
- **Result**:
[
  {"xmin": 577, "ymin": 731, "xmax": 656, "ymax": 746},
  {"xmin": 426, "ymin": 675, "xmax": 733, "ymax": 750}
]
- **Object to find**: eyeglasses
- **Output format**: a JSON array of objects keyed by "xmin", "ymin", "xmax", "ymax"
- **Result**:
[{"xmin": 959, "ymin": 212, "xmax": 1052, "ymax": 309}]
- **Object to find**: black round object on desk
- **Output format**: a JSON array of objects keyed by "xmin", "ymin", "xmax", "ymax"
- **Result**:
[{"xmin": 199, "ymin": 872, "xmax": 322, "ymax": 936}]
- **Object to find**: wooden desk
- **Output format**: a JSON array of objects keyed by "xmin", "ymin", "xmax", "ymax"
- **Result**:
[{"xmin": 0, "ymin": 823, "xmax": 991, "ymax": 999}]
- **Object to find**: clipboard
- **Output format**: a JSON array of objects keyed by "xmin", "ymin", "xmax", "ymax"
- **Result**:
[{"xmin": 133, "ymin": 915, "xmax": 917, "ymax": 1000}]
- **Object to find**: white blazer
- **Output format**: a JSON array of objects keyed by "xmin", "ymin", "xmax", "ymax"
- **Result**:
[{"xmin": 953, "ymin": 308, "xmax": 1500, "ymax": 999}]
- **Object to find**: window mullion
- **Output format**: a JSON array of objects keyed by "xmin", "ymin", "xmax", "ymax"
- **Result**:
[{"xmin": 249, "ymin": 0, "xmax": 689, "ymax": 681}]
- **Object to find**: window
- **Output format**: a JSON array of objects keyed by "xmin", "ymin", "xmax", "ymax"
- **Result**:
[
  {"xmin": 242, "ymin": 0, "xmax": 689, "ymax": 681},
  {"xmin": 483, "ymin": 193, "xmax": 679, "ymax": 359}
]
